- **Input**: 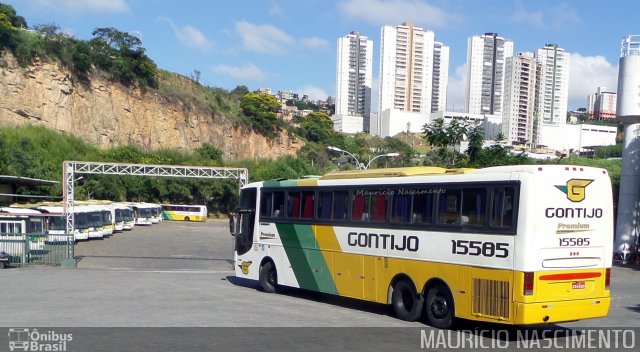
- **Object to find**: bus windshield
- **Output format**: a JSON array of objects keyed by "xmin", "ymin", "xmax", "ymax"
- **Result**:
[{"xmin": 48, "ymin": 216, "xmax": 65, "ymax": 231}]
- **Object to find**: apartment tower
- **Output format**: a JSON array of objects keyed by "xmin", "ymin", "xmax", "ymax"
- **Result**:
[
  {"xmin": 465, "ymin": 33, "xmax": 514, "ymax": 115},
  {"xmin": 535, "ymin": 44, "xmax": 570, "ymax": 126},
  {"xmin": 334, "ymin": 31, "xmax": 373, "ymax": 132},
  {"xmin": 502, "ymin": 52, "xmax": 539, "ymax": 144},
  {"xmin": 379, "ymin": 22, "xmax": 448, "ymax": 114}
]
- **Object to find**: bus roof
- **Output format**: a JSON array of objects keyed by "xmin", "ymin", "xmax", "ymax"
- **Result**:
[
  {"xmin": 250, "ymin": 164, "xmax": 609, "ymax": 188},
  {"xmin": 0, "ymin": 207, "xmax": 43, "ymax": 216},
  {"xmin": 320, "ymin": 166, "xmax": 449, "ymax": 180}
]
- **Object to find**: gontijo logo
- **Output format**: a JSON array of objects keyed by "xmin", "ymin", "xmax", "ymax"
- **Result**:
[{"xmin": 555, "ymin": 179, "xmax": 594, "ymax": 202}]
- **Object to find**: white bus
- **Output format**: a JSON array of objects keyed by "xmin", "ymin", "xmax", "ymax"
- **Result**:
[
  {"xmin": 230, "ymin": 165, "xmax": 613, "ymax": 327},
  {"xmin": 113, "ymin": 203, "xmax": 135, "ymax": 231},
  {"xmin": 161, "ymin": 204, "xmax": 207, "ymax": 222},
  {"xmin": 149, "ymin": 203, "xmax": 163, "ymax": 224},
  {"xmin": 127, "ymin": 203, "xmax": 154, "ymax": 225},
  {"xmin": 0, "ymin": 208, "xmax": 46, "ymax": 256}
]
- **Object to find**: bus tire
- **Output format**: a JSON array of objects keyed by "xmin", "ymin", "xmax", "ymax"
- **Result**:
[
  {"xmin": 184, "ymin": 216, "xmax": 190, "ymax": 221},
  {"xmin": 259, "ymin": 261, "xmax": 279, "ymax": 293},
  {"xmin": 392, "ymin": 279, "xmax": 424, "ymax": 321},
  {"xmin": 425, "ymin": 282, "xmax": 455, "ymax": 329}
]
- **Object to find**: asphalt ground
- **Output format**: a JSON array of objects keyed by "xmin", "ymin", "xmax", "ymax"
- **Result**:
[{"xmin": 1, "ymin": 221, "xmax": 638, "ymax": 351}]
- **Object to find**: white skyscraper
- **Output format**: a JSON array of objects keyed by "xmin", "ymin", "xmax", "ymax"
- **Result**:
[
  {"xmin": 465, "ymin": 33, "xmax": 514, "ymax": 115},
  {"xmin": 375, "ymin": 22, "xmax": 448, "ymax": 137},
  {"xmin": 502, "ymin": 52, "xmax": 539, "ymax": 144},
  {"xmin": 535, "ymin": 44, "xmax": 570, "ymax": 125},
  {"xmin": 333, "ymin": 31, "xmax": 373, "ymax": 133}
]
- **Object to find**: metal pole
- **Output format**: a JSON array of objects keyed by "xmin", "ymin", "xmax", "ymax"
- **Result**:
[{"xmin": 63, "ymin": 162, "xmax": 75, "ymax": 262}]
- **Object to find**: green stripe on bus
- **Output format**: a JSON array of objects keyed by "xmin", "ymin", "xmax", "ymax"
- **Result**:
[
  {"xmin": 276, "ymin": 223, "xmax": 337, "ymax": 294},
  {"xmin": 263, "ymin": 180, "xmax": 299, "ymax": 188}
]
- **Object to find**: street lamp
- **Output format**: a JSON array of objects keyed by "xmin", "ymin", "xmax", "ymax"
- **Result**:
[
  {"xmin": 365, "ymin": 152, "xmax": 400, "ymax": 169},
  {"xmin": 327, "ymin": 146, "xmax": 399, "ymax": 170},
  {"xmin": 327, "ymin": 146, "xmax": 365, "ymax": 169}
]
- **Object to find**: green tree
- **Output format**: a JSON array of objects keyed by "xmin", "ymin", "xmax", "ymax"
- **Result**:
[
  {"xmin": 0, "ymin": 3, "xmax": 26, "ymax": 28},
  {"xmin": 91, "ymin": 27, "xmax": 142, "ymax": 52},
  {"xmin": 422, "ymin": 118, "xmax": 450, "ymax": 149},
  {"xmin": 466, "ymin": 124, "xmax": 484, "ymax": 163},
  {"xmin": 89, "ymin": 27, "xmax": 158, "ymax": 88},
  {"xmin": 240, "ymin": 92, "xmax": 282, "ymax": 138},
  {"xmin": 195, "ymin": 144, "xmax": 224, "ymax": 165},
  {"xmin": 295, "ymin": 111, "xmax": 334, "ymax": 142}
]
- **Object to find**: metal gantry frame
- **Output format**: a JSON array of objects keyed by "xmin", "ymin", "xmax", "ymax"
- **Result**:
[{"xmin": 62, "ymin": 161, "xmax": 249, "ymax": 260}]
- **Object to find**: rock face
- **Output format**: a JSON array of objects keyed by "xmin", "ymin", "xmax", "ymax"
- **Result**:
[{"xmin": 0, "ymin": 53, "xmax": 301, "ymax": 160}]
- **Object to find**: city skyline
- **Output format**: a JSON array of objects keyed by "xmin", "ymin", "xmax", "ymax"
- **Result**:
[{"xmin": 4, "ymin": 0, "xmax": 635, "ymax": 110}]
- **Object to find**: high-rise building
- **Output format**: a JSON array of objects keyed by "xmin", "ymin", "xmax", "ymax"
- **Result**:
[
  {"xmin": 379, "ymin": 22, "xmax": 448, "ymax": 114},
  {"xmin": 432, "ymin": 41, "xmax": 449, "ymax": 113},
  {"xmin": 588, "ymin": 87, "xmax": 617, "ymax": 120},
  {"xmin": 375, "ymin": 22, "xmax": 448, "ymax": 137},
  {"xmin": 465, "ymin": 33, "xmax": 514, "ymax": 115},
  {"xmin": 502, "ymin": 52, "xmax": 539, "ymax": 145},
  {"xmin": 535, "ymin": 44, "xmax": 570, "ymax": 125},
  {"xmin": 333, "ymin": 31, "xmax": 373, "ymax": 133}
]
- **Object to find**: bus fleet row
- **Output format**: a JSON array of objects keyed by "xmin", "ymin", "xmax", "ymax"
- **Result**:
[{"xmin": 1, "ymin": 202, "xmax": 164, "ymax": 241}]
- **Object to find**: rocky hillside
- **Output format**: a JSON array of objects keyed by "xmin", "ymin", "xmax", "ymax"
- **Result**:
[{"xmin": 0, "ymin": 52, "xmax": 301, "ymax": 160}]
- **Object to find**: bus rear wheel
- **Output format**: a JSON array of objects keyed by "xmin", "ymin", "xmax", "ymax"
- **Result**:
[
  {"xmin": 259, "ymin": 261, "xmax": 279, "ymax": 293},
  {"xmin": 184, "ymin": 216, "xmax": 190, "ymax": 221},
  {"xmin": 392, "ymin": 279, "xmax": 424, "ymax": 321},
  {"xmin": 425, "ymin": 282, "xmax": 455, "ymax": 329}
]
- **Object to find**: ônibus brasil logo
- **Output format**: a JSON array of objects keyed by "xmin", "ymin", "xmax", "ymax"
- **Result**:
[
  {"xmin": 8, "ymin": 328, "xmax": 72, "ymax": 351},
  {"xmin": 555, "ymin": 179, "xmax": 594, "ymax": 203}
]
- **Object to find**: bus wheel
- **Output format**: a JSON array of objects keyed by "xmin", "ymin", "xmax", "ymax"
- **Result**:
[
  {"xmin": 259, "ymin": 261, "xmax": 279, "ymax": 293},
  {"xmin": 184, "ymin": 216, "xmax": 190, "ymax": 221},
  {"xmin": 425, "ymin": 283, "xmax": 455, "ymax": 329},
  {"xmin": 392, "ymin": 279, "xmax": 424, "ymax": 321}
]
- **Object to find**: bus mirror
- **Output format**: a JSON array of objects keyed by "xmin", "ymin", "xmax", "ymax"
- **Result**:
[{"xmin": 229, "ymin": 212, "xmax": 237, "ymax": 236}]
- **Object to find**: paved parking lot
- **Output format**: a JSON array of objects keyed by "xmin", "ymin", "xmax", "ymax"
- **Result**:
[{"xmin": 1, "ymin": 221, "xmax": 639, "ymax": 351}]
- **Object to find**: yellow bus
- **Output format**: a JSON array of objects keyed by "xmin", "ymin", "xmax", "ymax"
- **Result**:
[
  {"xmin": 230, "ymin": 165, "xmax": 613, "ymax": 328},
  {"xmin": 161, "ymin": 204, "xmax": 207, "ymax": 222}
]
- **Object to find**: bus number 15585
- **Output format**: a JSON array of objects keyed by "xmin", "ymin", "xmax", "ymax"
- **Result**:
[{"xmin": 451, "ymin": 240, "xmax": 509, "ymax": 258}]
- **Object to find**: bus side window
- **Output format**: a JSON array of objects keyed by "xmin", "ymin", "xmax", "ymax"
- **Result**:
[
  {"xmin": 318, "ymin": 191, "xmax": 332, "ymax": 220},
  {"xmin": 438, "ymin": 190, "xmax": 461, "ymax": 225},
  {"xmin": 333, "ymin": 191, "xmax": 348, "ymax": 220},
  {"xmin": 461, "ymin": 188, "xmax": 487, "ymax": 226},
  {"xmin": 352, "ymin": 193, "xmax": 366, "ymax": 221},
  {"xmin": 272, "ymin": 192, "xmax": 285, "ymax": 218},
  {"xmin": 490, "ymin": 188, "xmax": 514, "ymax": 228},
  {"xmin": 301, "ymin": 192, "xmax": 315, "ymax": 219},
  {"xmin": 371, "ymin": 194, "xmax": 388, "ymax": 222},
  {"xmin": 287, "ymin": 192, "xmax": 301, "ymax": 218},
  {"xmin": 391, "ymin": 193, "xmax": 411, "ymax": 223},
  {"xmin": 412, "ymin": 193, "xmax": 435, "ymax": 224},
  {"xmin": 260, "ymin": 192, "xmax": 273, "ymax": 217}
]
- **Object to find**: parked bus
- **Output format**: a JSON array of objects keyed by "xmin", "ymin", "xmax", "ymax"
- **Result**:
[
  {"xmin": 230, "ymin": 165, "xmax": 613, "ymax": 327},
  {"xmin": 149, "ymin": 203, "xmax": 163, "ymax": 224},
  {"xmin": 37, "ymin": 206, "xmax": 67, "ymax": 242},
  {"xmin": 0, "ymin": 208, "xmax": 45, "ymax": 255},
  {"xmin": 113, "ymin": 203, "xmax": 135, "ymax": 231},
  {"xmin": 128, "ymin": 203, "xmax": 154, "ymax": 225},
  {"xmin": 161, "ymin": 204, "xmax": 207, "ymax": 222}
]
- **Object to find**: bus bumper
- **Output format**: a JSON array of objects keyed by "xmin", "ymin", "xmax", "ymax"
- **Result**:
[{"xmin": 514, "ymin": 297, "xmax": 610, "ymax": 325}]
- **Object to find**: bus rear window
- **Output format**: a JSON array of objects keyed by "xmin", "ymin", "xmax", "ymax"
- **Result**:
[
  {"xmin": 490, "ymin": 187, "xmax": 515, "ymax": 228},
  {"xmin": 461, "ymin": 188, "xmax": 487, "ymax": 226}
]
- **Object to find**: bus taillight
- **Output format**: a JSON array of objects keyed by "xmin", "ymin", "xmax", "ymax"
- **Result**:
[
  {"xmin": 523, "ymin": 272, "xmax": 534, "ymax": 296},
  {"xmin": 605, "ymin": 268, "xmax": 611, "ymax": 290}
]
